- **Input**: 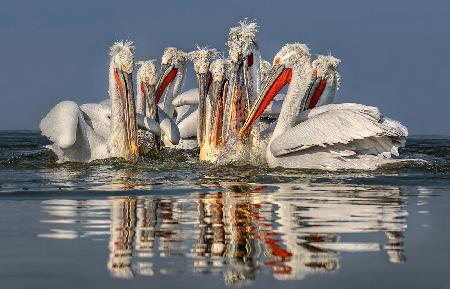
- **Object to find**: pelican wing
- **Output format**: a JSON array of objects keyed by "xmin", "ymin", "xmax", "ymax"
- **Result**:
[
  {"xmin": 136, "ymin": 113, "xmax": 161, "ymax": 135},
  {"xmin": 158, "ymin": 109, "xmax": 181, "ymax": 145},
  {"xmin": 79, "ymin": 102, "xmax": 111, "ymax": 140},
  {"xmin": 271, "ymin": 103, "xmax": 408, "ymax": 157},
  {"xmin": 39, "ymin": 101, "xmax": 83, "ymax": 149},
  {"xmin": 177, "ymin": 108, "xmax": 197, "ymax": 139},
  {"xmin": 172, "ymin": 88, "xmax": 199, "ymax": 107}
]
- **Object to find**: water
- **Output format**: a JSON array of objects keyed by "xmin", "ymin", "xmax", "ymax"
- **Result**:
[{"xmin": 1, "ymin": 131, "xmax": 450, "ymax": 289}]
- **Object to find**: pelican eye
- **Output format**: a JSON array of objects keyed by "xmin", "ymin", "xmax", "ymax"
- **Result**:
[{"xmin": 274, "ymin": 58, "xmax": 281, "ymax": 66}]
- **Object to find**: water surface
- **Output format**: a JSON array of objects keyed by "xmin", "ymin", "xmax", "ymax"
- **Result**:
[{"xmin": 1, "ymin": 131, "xmax": 449, "ymax": 289}]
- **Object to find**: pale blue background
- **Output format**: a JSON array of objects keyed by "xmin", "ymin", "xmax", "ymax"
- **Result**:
[{"xmin": 0, "ymin": 0, "xmax": 449, "ymax": 134}]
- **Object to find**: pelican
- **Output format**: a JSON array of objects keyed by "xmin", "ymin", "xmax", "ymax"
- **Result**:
[
  {"xmin": 156, "ymin": 47, "xmax": 219, "ymax": 149},
  {"xmin": 155, "ymin": 47, "xmax": 203, "ymax": 148},
  {"xmin": 199, "ymin": 59, "xmax": 231, "ymax": 161},
  {"xmin": 155, "ymin": 47, "xmax": 189, "ymax": 119},
  {"xmin": 262, "ymin": 55, "xmax": 341, "ymax": 118},
  {"xmin": 309, "ymin": 55, "xmax": 341, "ymax": 107},
  {"xmin": 223, "ymin": 19, "xmax": 261, "ymax": 142},
  {"xmin": 186, "ymin": 47, "xmax": 219, "ymax": 146},
  {"xmin": 40, "ymin": 41, "xmax": 179, "ymax": 162},
  {"xmin": 135, "ymin": 60, "xmax": 161, "ymax": 154},
  {"xmin": 240, "ymin": 43, "xmax": 408, "ymax": 170}
]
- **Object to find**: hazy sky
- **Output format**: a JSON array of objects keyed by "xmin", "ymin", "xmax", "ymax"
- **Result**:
[{"xmin": 0, "ymin": 0, "xmax": 449, "ymax": 134}]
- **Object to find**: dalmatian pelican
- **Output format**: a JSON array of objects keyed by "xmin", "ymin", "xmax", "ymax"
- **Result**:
[
  {"xmin": 155, "ymin": 47, "xmax": 189, "ymax": 119},
  {"xmin": 156, "ymin": 46, "xmax": 219, "ymax": 149},
  {"xmin": 223, "ymin": 19, "xmax": 261, "ymax": 142},
  {"xmin": 155, "ymin": 47, "xmax": 202, "ymax": 148},
  {"xmin": 40, "ymin": 41, "xmax": 179, "ymax": 162},
  {"xmin": 262, "ymin": 55, "xmax": 341, "ymax": 118},
  {"xmin": 135, "ymin": 60, "xmax": 161, "ymax": 153},
  {"xmin": 186, "ymin": 47, "xmax": 219, "ymax": 146},
  {"xmin": 240, "ymin": 43, "xmax": 408, "ymax": 170},
  {"xmin": 198, "ymin": 58, "xmax": 231, "ymax": 161}
]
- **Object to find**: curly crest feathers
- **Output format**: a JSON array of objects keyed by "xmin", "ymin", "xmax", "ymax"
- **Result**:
[{"xmin": 110, "ymin": 40, "xmax": 134, "ymax": 57}]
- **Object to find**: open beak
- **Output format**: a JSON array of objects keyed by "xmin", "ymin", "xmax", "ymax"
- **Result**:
[
  {"xmin": 155, "ymin": 63, "xmax": 178, "ymax": 103},
  {"xmin": 196, "ymin": 72, "xmax": 211, "ymax": 146},
  {"xmin": 239, "ymin": 64, "xmax": 292, "ymax": 137},
  {"xmin": 115, "ymin": 68, "xmax": 138, "ymax": 155},
  {"xmin": 209, "ymin": 79, "xmax": 228, "ymax": 147},
  {"xmin": 223, "ymin": 56, "xmax": 251, "ymax": 140}
]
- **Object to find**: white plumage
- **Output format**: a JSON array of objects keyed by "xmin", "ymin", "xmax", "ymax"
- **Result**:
[
  {"xmin": 40, "ymin": 41, "xmax": 179, "ymax": 162},
  {"xmin": 242, "ymin": 43, "xmax": 408, "ymax": 170}
]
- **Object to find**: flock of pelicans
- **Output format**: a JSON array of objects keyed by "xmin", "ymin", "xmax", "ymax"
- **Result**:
[{"xmin": 40, "ymin": 20, "xmax": 408, "ymax": 170}]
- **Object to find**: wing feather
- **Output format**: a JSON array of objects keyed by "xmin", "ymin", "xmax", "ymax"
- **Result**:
[
  {"xmin": 271, "ymin": 103, "xmax": 407, "ymax": 157},
  {"xmin": 39, "ymin": 101, "xmax": 82, "ymax": 149},
  {"xmin": 172, "ymin": 88, "xmax": 199, "ymax": 107}
]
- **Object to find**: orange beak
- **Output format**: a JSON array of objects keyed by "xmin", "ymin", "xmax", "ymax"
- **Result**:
[{"xmin": 239, "ymin": 65, "xmax": 292, "ymax": 137}]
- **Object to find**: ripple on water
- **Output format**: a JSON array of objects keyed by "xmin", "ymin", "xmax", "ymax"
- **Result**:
[{"xmin": 0, "ymin": 132, "xmax": 449, "ymax": 192}]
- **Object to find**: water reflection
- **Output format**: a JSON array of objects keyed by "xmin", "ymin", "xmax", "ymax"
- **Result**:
[{"xmin": 38, "ymin": 183, "xmax": 409, "ymax": 284}]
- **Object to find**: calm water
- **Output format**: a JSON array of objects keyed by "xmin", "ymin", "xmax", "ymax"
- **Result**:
[{"xmin": 1, "ymin": 131, "xmax": 450, "ymax": 289}]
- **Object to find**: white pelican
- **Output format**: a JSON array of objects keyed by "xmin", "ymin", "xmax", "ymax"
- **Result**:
[
  {"xmin": 240, "ymin": 43, "xmax": 408, "ymax": 170},
  {"xmin": 155, "ymin": 47, "xmax": 189, "ymax": 119},
  {"xmin": 262, "ymin": 55, "xmax": 341, "ymax": 118},
  {"xmin": 186, "ymin": 47, "xmax": 219, "ymax": 146},
  {"xmin": 199, "ymin": 59, "xmax": 231, "ymax": 161},
  {"xmin": 309, "ymin": 55, "xmax": 341, "ymax": 108},
  {"xmin": 223, "ymin": 19, "xmax": 262, "ymax": 142},
  {"xmin": 40, "ymin": 41, "xmax": 179, "ymax": 162},
  {"xmin": 156, "ymin": 47, "xmax": 219, "ymax": 149},
  {"xmin": 135, "ymin": 60, "xmax": 161, "ymax": 153},
  {"xmin": 155, "ymin": 47, "xmax": 203, "ymax": 148}
]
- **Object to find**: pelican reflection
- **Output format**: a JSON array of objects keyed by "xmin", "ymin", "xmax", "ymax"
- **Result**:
[{"xmin": 37, "ymin": 183, "xmax": 411, "ymax": 284}]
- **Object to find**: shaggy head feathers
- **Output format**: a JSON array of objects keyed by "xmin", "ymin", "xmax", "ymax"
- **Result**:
[
  {"xmin": 210, "ymin": 58, "xmax": 231, "ymax": 82},
  {"xmin": 312, "ymin": 55, "xmax": 341, "ymax": 87},
  {"xmin": 189, "ymin": 46, "xmax": 219, "ymax": 74},
  {"xmin": 137, "ymin": 60, "xmax": 157, "ymax": 85},
  {"xmin": 227, "ymin": 19, "xmax": 259, "ymax": 63},
  {"xmin": 274, "ymin": 43, "xmax": 311, "ymax": 68},
  {"xmin": 161, "ymin": 47, "xmax": 188, "ymax": 67},
  {"xmin": 110, "ymin": 41, "xmax": 135, "ymax": 74}
]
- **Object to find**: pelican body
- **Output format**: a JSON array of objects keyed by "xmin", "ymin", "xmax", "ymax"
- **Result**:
[
  {"xmin": 135, "ymin": 60, "xmax": 161, "ymax": 153},
  {"xmin": 40, "ymin": 42, "xmax": 179, "ymax": 162},
  {"xmin": 240, "ymin": 43, "xmax": 408, "ymax": 170}
]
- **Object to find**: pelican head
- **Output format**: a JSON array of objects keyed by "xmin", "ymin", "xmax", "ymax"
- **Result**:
[
  {"xmin": 155, "ymin": 47, "xmax": 188, "ymax": 103},
  {"xmin": 109, "ymin": 40, "xmax": 138, "ymax": 158},
  {"xmin": 312, "ymin": 55, "xmax": 341, "ymax": 88},
  {"xmin": 240, "ymin": 43, "xmax": 311, "ymax": 137},
  {"xmin": 189, "ymin": 46, "xmax": 219, "ymax": 145},
  {"xmin": 224, "ymin": 19, "xmax": 260, "ymax": 140},
  {"xmin": 208, "ymin": 59, "xmax": 231, "ymax": 147},
  {"xmin": 136, "ymin": 60, "xmax": 158, "ymax": 117},
  {"xmin": 227, "ymin": 19, "xmax": 258, "ymax": 64}
]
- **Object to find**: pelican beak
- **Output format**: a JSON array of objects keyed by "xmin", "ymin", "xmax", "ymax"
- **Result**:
[
  {"xmin": 142, "ymin": 82, "xmax": 161, "ymax": 150},
  {"xmin": 239, "ymin": 64, "xmax": 292, "ymax": 137},
  {"xmin": 224, "ymin": 58, "xmax": 249, "ymax": 139},
  {"xmin": 196, "ymin": 72, "xmax": 211, "ymax": 146},
  {"xmin": 115, "ymin": 68, "xmax": 138, "ymax": 156},
  {"xmin": 155, "ymin": 63, "xmax": 178, "ymax": 103},
  {"xmin": 304, "ymin": 77, "xmax": 327, "ymax": 111},
  {"xmin": 209, "ymin": 78, "xmax": 228, "ymax": 147}
]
